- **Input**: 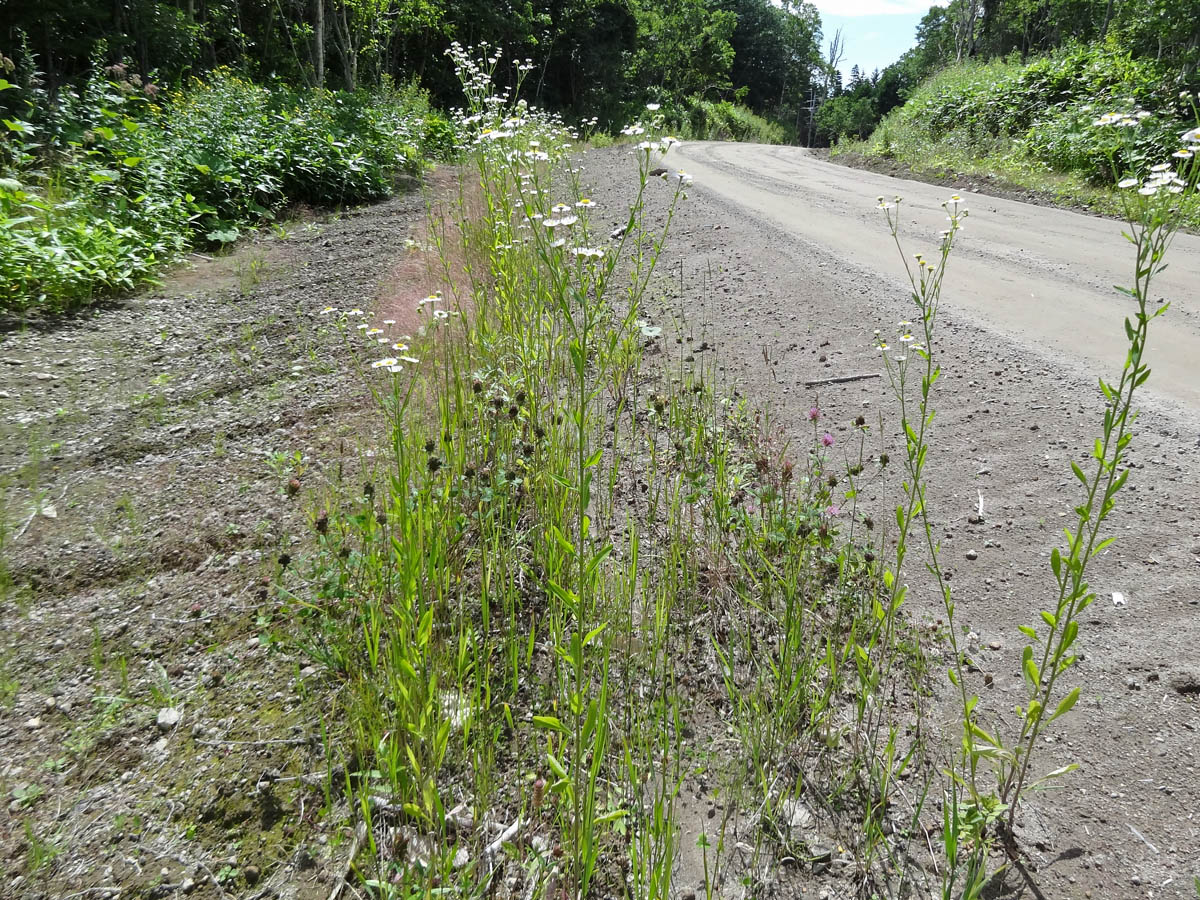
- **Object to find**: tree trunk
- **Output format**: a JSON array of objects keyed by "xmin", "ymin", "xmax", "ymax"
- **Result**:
[
  {"xmin": 331, "ymin": 2, "xmax": 357, "ymax": 90},
  {"xmin": 314, "ymin": 0, "xmax": 324, "ymax": 88},
  {"xmin": 1099, "ymin": 0, "xmax": 1115, "ymax": 41}
]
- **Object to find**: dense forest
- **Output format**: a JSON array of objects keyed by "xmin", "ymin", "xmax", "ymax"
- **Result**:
[{"xmin": 0, "ymin": 0, "xmax": 829, "ymax": 136}]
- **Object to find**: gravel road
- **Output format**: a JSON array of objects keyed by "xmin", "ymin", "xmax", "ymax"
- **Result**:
[{"xmin": 673, "ymin": 141, "xmax": 1200, "ymax": 418}]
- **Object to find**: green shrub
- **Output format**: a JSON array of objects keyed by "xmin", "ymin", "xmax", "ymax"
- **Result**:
[
  {"xmin": 0, "ymin": 63, "xmax": 443, "ymax": 315},
  {"xmin": 817, "ymin": 95, "xmax": 876, "ymax": 142},
  {"xmin": 672, "ymin": 95, "xmax": 784, "ymax": 144},
  {"xmin": 860, "ymin": 44, "xmax": 1194, "ymax": 186}
]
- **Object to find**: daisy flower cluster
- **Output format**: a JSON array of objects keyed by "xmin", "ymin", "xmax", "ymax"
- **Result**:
[
  {"xmin": 1094, "ymin": 107, "xmax": 1200, "ymax": 197},
  {"xmin": 875, "ymin": 321, "xmax": 925, "ymax": 363},
  {"xmin": 446, "ymin": 43, "xmax": 575, "ymax": 166},
  {"xmin": 318, "ymin": 304, "xmax": 421, "ymax": 372}
]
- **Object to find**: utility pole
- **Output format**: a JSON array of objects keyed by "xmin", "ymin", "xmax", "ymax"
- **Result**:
[{"xmin": 806, "ymin": 85, "xmax": 820, "ymax": 147}]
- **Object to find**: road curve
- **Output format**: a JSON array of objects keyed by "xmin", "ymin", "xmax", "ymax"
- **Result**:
[{"xmin": 672, "ymin": 141, "xmax": 1200, "ymax": 419}]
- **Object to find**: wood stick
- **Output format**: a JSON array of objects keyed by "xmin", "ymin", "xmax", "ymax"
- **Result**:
[{"xmin": 803, "ymin": 373, "xmax": 882, "ymax": 389}]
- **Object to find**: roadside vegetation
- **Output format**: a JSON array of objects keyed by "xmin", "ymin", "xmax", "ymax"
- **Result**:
[
  {"xmin": 0, "ymin": 63, "xmax": 450, "ymax": 315},
  {"xmin": 817, "ymin": 1, "xmax": 1199, "ymax": 219}
]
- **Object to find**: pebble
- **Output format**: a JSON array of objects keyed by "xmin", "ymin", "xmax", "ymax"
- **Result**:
[
  {"xmin": 24, "ymin": 717, "xmax": 41, "ymax": 730},
  {"xmin": 157, "ymin": 707, "xmax": 182, "ymax": 732},
  {"xmin": 966, "ymin": 549, "xmax": 978, "ymax": 560}
]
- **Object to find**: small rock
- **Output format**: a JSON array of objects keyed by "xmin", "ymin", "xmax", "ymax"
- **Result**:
[
  {"xmin": 1168, "ymin": 668, "xmax": 1200, "ymax": 695},
  {"xmin": 180, "ymin": 878, "xmax": 196, "ymax": 894},
  {"xmin": 243, "ymin": 865, "xmax": 261, "ymax": 885},
  {"xmin": 1112, "ymin": 591, "xmax": 1127, "ymax": 608},
  {"xmin": 156, "ymin": 707, "xmax": 182, "ymax": 732},
  {"xmin": 987, "ymin": 640, "xmax": 1001, "ymax": 650},
  {"xmin": 966, "ymin": 549, "xmax": 978, "ymax": 560},
  {"xmin": 780, "ymin": 798, "xmax": 814, "ymax": 832},
  {"xmin": 24, "ymin": 717, "xmax": 42, "ymax": 730}
]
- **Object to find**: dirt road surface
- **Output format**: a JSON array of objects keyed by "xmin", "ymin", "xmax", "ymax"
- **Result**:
[
  {"xmin": 674, "ymin": 141, "xmax": 1200, "ymax": 418},
  {"xmin": 586, "ymin": 142, "xmax": 1200, "ymax": 899}
]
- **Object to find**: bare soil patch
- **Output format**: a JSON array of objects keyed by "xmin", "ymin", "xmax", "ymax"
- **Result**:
[{"xmin": 0, "ymin": 192, "xmax": 431, "ymax": 899}]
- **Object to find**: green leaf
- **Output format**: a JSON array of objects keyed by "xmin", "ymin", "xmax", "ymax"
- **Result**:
[
  {"xmin": 582, "ymin": 622, "xmax": 608, "ymax": 648},
  {"xmin": 1060, "ymin": 619, "xmax": 1079, "ymax": 653},
  {"xmin": 1049, "ymin": 686, "xmax": 1080, "ymax": 722},
  {"xmin": 532, "ymin": 715, "xmax": 567, "ymax": 733},
  {"xmin": 547, "ymin": 753, "xmax": 568, "ymax": 780},
  {"xmin": 205, "ymin": 226, "xmax": 239, "ymax": 244},
  {"xmin": 95, "ymin": 126, "xmax": 116, "ymax": 140},
  {"xmin": 122, "ymin": 156, "xmax": 143, "ymax": 167},
  {"xmin": 1039, "ymin": 610, "xmax": 1056, "ymax": 628},
  {"xmin": 1022, "ymin": 646, "xmax": 1040, "ymax": 691}
]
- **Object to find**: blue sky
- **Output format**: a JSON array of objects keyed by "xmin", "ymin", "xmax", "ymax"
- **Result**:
[{"xmin": 808, "ymin": 1, "xmax": 945, "ymax": 81}]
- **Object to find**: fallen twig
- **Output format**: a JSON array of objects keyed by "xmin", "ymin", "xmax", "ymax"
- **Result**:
[
  {"xmin": 803, "ymin": 373, "xmax": 882, "ymax": 389},
  {"xmin": 483, "ymin": 818, "xmax": 521, "ymax": 864},
  {"xmin": 196, "ymin": 737, "xmax": 312, "ymax": 747}
]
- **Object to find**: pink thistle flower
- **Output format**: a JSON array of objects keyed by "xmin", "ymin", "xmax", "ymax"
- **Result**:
[
  {"xmin": 807, "ymin": 406, "xmax": 820, "ymax": 422},
  {"xmin": 821, "ymin": 432, "xmax": 835, "ymax": 447}
]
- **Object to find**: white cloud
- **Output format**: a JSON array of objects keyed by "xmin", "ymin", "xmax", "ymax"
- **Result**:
[{"xmin": 810, "ymin": 0, "xmax": 945, "ymax": 15}]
